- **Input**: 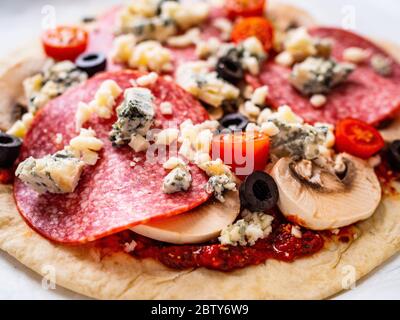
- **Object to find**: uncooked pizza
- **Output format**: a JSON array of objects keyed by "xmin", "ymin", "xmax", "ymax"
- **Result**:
[{"xmin": 0, "ymin": 0, "xmax": 400, "ymax": 299}]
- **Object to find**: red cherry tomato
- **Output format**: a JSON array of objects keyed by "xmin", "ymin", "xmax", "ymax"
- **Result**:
[
  {"xmin": 335, "ymin": 118, "xmax": 385, "ymax": 159},
  {"xmin": 42, "ymin": 26, "xmax": 88, "ymax": 61},
  {"xmin": 211, "ymin": 131, "xmax": 270, "ymax": 177},
  {"xmin": 231, "ymin": 17, "xmax": 274, "ymax": 52},
  {"xmin": 226, "ymin": 0, "xmax": 266, "ymax": 19}
]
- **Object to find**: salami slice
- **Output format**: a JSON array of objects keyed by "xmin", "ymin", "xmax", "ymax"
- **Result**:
[
  {"xmin": 258, "ymin": 27, "xmax": 400, "ymax": 125},
  {"xmin": 14, "ymin": 70, "xmax": 210, "ymax": 244}
]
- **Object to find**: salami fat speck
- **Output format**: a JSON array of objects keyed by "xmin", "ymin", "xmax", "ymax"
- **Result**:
[
  {"xmin": 14, "ymin": 71, "xmax": 210, "ymax": 244},
  {"xmin": 258, "ymin": 27, "xmax": 400, "ymax": 125}
]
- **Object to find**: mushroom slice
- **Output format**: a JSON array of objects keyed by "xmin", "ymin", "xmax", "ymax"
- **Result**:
[
  {"xmin": 271, "ymin": 154, "xmax": 382, "ymax": 230},
  {"xmin": 131, "ymin": 191, "xmax": 240, "ymax": 244}
]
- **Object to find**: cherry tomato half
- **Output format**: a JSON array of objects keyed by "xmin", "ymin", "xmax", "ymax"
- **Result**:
[
  {"xmin": 211, "ymin": 131, "xmax": 270, "ymax": 178},
  {"xmin": 226, "ymin": 0, "xmax": 266, "ymax": 19},
  {"xmin": 335, "ymin": 118, "xmax": 385, "ymax": 159},
  {"xmin": 231, "ymin": 17, "xmax": 274, "ymax": 52},
  {"xmin": 42, "ymin": 26, "xmax": 88, "ymax": 61}
]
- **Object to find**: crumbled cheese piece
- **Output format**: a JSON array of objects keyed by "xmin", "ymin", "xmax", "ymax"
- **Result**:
[
  {"xmin": 55, "ymin": 133, "xmax": 63, "ymax": 144},
  {"xmin": 92, "ymin": 80, "xmax": 123, "ymax": 117},
  {"xmin": 193, "ymin": 129, "xmax": 212, "ymax": 153},
  {"xmin": 129, "ymin": 41, "xmax": 173, "ymax": 72},
  {"xmin": 126, "ymin": 0, "xmax": 159, "ymax": 17},
  {"xmin": 195, "ymin": 37, "xmax": 221, "ymax": 59},
  {"xmin": 163, "ymin": 156, "xmax": 187, "ymax": 170},
  {"xmin": 315, "ymin": 122, "xmax": 336, "ymax": 149},
  {"xmin": 75, "ymin": 102, "xmax": 93, "ymax": 131},
  {"xmin": 290, "ymin": 57, "xmax": 355, "ymax": 96},
  {"xmin": 111, "ymin": 34, "xmax": 136, "ymax": 63},
  {"xmin": 23, "ymin": 61, "xmax": 87, "ymax": 114},
  {"xmin": 245, "ymin": 122, "xmax": 260, "ymax": 132},
  {"xmin": 124, "ymin": 240, "xmax": 137, "ymax": 253},
  {"xmin": 155, "ymin": 128, "xmax": 179, "ymax": 145},
  {"xmin": 178, "ymin": 139, "xmax": 196, "ymax": 160},
  {"xmin": 167, "ymin": 28, "xmax": 200, "ymax": 48},
  {"xmin": 257, "ymin": 107, "xmax": 273, "ymax": 125},
  {"xmin": 205, "ymin": 174, "xmax": 236, "ymax": 202},
  {"xmin": 136, "ymin": 72, "xmax": 159, "ymax": 86},
  {"xmin": 343, "ymin": 47, "xmax": 369, "ymax": 64},
  {"xmin": 241, "ymin": 56, "xmax": 260, "ymax": 75},
  {"xmin": 176, "ymin": 61, "xmax": 239, "ymax": 107},
  {"xmin": 275, "ymin": 51, "xmax": 295, "ymax": 67},
  {"xmin": 193, "ymin": 152, "xmax": 211, "ymax": 166},
  {"xmin": 284, "ymin": 27, "xmax": 317, "ymax": 61},
  {"xmin": 23, "ymin": 74, "xmax": 43, "ymax": 102},
  {"xmin": 16, "ymin": 128, "xmax": 103, "ymax": 193},
  {"xmin": 310, "ymin": 94, "xmax": 327, "ymax": 108},
  {"xmin": 176, "ymin": 119, "xmax": 219, "ymax": 161},
  {"xmin": 160, "ymin": 1, "xmax": 209, "ymax": 30},
  {"xmin": 16, "ymin": 149, "xmax": 85, "ymax": 194},
  {"xmin": 75, "ymin": 80, "xmax": 122, "ymax": 131},
  {"xmin": 260, "ymin": 121, "xmax": 280, "ymax": 136},
  {"xmin": 269, "ymin": 105, "xmax": 304, "ymax": 124},
  {"xmin": 213, "ymin": 18, "xmax": 232, "ymax": 41},
  {"xmin": 291, "ymin": 226, "xmax": 302, "ymax": 238},
  {"xmin": 241, "ymin": 37, "xmax": 266, "ymax": 60},
  {"xmin": 7, "ymin": 112, "xmax": 34, "ymax": 138},
  {"xmin": 67, "ymin": 128, "xmax": 104, "ymax": 165},
  {"xmin": 162, "ymin": 166, "xmax": 192, "ymax": 194},
  {"xmin": 219, "ymin": 210, "xmax": 274, "ymax": 246},
  {"xmin": 116, "ymin": 12, "xmax": 176, "ymax": 42},
  {"xmin": 269, "ymin": 118, "xmax": 330, "ymax": 160},
  {"xmin": 128, "ymin": 133, "xmax": 150, "ymax": 152},
  {"xmin": 244, "ymin": 101, "xmax": 261, "ymax": 117},
  {"xmin": 251, "ymin": 86, "xmax": 269, "ymax": 106},
  {"xmin": 159, "ymin": 101, "xmax": 173, "ymax": 115},
  {"xmin": 371, "ymin": 54, "xmax": 392, "ymax": 77},
  {"xmin": 110, "ymin": 87, "xmax": 155, "ymax": 145},
  {"xmin": 198, "ymin": 158, "xmax": 232, "ymax": 178}
]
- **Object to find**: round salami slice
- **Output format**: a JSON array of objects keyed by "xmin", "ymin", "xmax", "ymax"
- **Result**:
[
  {"xmin": 14, "ymin": 70, "xmax": 210, "ymax": 244},
  {"xmin": 257, "ymin": 27, "xmax": 400, "ymax": 125}
]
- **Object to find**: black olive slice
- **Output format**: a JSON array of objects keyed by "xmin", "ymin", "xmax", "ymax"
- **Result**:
[
  {"xmin": 219, "ymin": 113, "xmax": 249, "ymax": 132},
  {"xmin": 216, "ymin": 56, "xmax": 244, "ymax": 84},
  {"xmin": 75, "ymin": 52, "xmax": 107, "ymax": 77},
  {"xmin": 388, "ymin": 140, "xmax": 400, "ymax": 171},
  {"xmin": 0, "ymin": 133, "xmax": 22, "ymax": 168},
  {"xmin": 239, "ymin": 171, "xmax": 279, "ymax": 212}
]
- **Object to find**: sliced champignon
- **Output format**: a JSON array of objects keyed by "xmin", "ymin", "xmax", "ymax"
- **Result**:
[
  {"xmin": 131, "ymin": 190, "xmax": 240, "ymax": 244},
  {"xmin": 270, "ymin": 153, "xmax": 381, "ymax": 230}
]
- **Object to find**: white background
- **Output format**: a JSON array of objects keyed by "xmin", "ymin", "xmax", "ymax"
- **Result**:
[{"xmin": 0, "ymin": 0, "xmax": 400, "ymax": 299}]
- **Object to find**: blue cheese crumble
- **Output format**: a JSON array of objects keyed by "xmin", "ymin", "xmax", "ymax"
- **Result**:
[
  {"xmin": 270, "ymin": 119, "xmax": 329, "ymax": 160},
  {"xmin": 16, "ymin": 150, "xmax": 85, "ymax": 194},
  {"xmin": 205, "ymin": 174, "xmax": 236, "ymax": 202},
  {"xmin": 23, "ymin": 60, "xmax": 87, "ymax": 114},
  {"xmin": 162, "ymin": 166, "xmax": 192, "ymax": 194},
  {"xmin": 199, "ymin": 159, "xmax": 236, "ymax": 202},
  {"xmin": 109, "ymin": 87, "xmax": 155, "ymax": 146},
  {"xmin": 176, "ymin": 61, "xmax": 239, "ymax": 108},
  {"xmin": 290, "ymin": 57, "xmax": 355, "ymax": 96},
  {"xmin": 16, "ymin": 128, "xmax": 104, "ymax": 194},
  {"xmin": 219, "ymin": 210, "xmax": 274, "ymax": 246}
]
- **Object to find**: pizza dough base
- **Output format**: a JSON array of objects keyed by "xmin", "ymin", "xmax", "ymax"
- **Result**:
[{"xmin": 0, "ymin": 2, "xmax": 399, "ymax": 299}]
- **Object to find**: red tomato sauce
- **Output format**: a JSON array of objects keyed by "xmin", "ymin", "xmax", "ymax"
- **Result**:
[{"xmin": 97, "ymin": 211, "xmax": 324, "ymax": 272}]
